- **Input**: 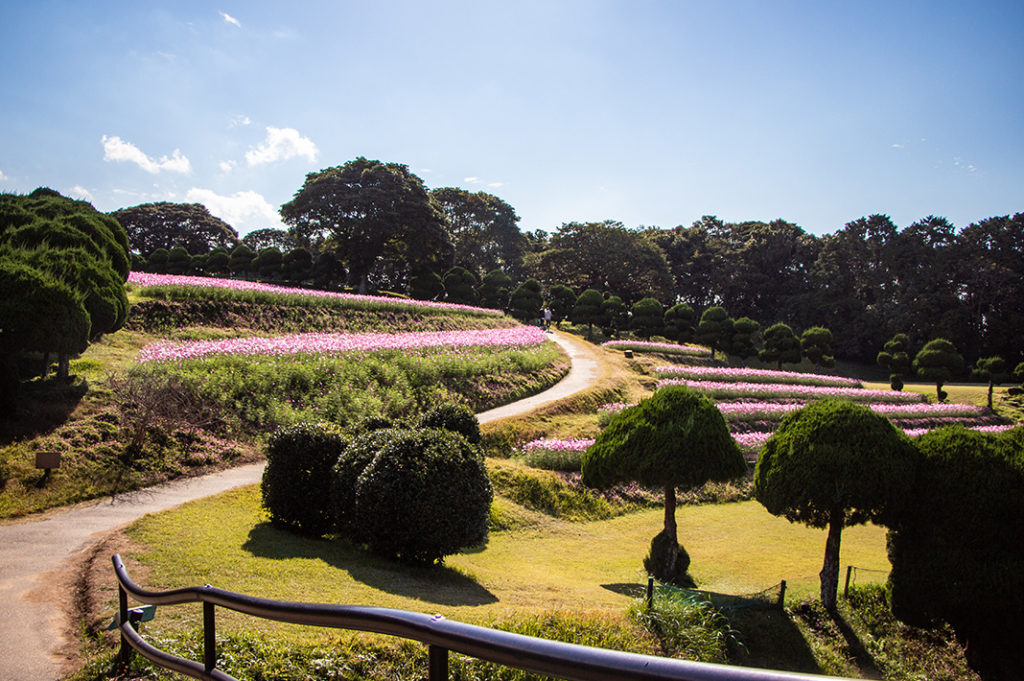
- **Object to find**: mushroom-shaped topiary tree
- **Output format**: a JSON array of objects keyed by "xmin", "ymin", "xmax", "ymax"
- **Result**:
[
  {"xmin": 913, "ymin": 338, "xmax": 964, "ymax": 402},
  {"xmin": 630, "ymin": 297, "xmax": 664, "ymax": 339},
  {"xmin": 582, "ymin": 386, "xmax": 746, "ymax": 585},
  {"xmin": 800, "ymin": 326, "xmax": 835, "ymax": 368},
  {"xmin": 695, "ymin": 306, "xmax": 733, "ymax": 360},
  {"xmin": 876, "ymin": 333, "xmax": 913, "ymax": 391},
  {"xmin": 972, "ymin": 356, "xmax": 1007, "ymax": 410},
  {"xmin": 754, "ymin": 400, "xmax": 916, "ymax": 611},
  {"xmin": 759, "ymin": 322, "xmax": 802, "ymax": 370},
  {"xmin": 571, "ymin": 288, "xmax": 604, "ymax": 340}
]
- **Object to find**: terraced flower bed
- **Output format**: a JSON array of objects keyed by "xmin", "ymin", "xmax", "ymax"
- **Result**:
[
  {"xmin": 654, "ymin": 365, "xmax": 861, "ymax": 388},
  {"xmin": 601, "ymin": 340, "xmax": 710, "ymax": 356},
  {"xmin": 658, "ymin": 378, "xmax": 927, "ymax": 403},
  {"xmin": 137, "ymin": 327, "xmax": 547, "ymax": 363}
]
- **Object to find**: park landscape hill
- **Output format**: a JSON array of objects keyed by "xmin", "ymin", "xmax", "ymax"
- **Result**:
[{"xmin": 1, "ymin": 272, "xmax": 1020, "ymax": 681}]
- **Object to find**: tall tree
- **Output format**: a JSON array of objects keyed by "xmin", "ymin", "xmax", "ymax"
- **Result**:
[
  {"xmin": 583, "ymin": 386, "xmax": 745, "ymax": 584},
  {"xmin": 111, "ymin": 202, "xmax": 239, "ymax": 255},
  {"xmin": 755, "ymin": 400, "xmax": 916, "ymax": 611},
  {"xmin": 430, "ymin": 188, "xmax": 527, "ymax": 279},
  {"xmin": 280, "ymin": 158, "xmax": 451, "ymax": 293},
  {"xmin": 528, "ymin": 221, "xmax": 673, "ymax": 304},
  {"xmin": 243, "ymin": 227, "xmax": 296, "ymax": 253}
]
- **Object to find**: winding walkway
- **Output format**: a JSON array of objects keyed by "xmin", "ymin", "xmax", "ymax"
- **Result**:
[{"xmin": 0, "ymin": 330, "xmax": 602, "ymax": 681}]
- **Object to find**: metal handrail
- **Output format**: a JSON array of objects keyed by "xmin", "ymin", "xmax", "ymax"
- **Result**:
[{"xmin": 112, "ymin": 554, "xmax": 848, "ymax": 681}]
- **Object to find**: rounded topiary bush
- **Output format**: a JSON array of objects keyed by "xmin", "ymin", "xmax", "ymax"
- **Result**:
[
  {"xmin": 261, "ymin": 422, "xmax": 347, "ymax": 537},
  {"xmin": 416, "ymin": 404, "xmax": 481, "ymax": 444},
  {"xmin": 331, "ymin": 428, "xmax": 399, "ymax": 535},
  {"xmin": 351, "ymin": 428, "xmax": 492, "ymax": 564}
]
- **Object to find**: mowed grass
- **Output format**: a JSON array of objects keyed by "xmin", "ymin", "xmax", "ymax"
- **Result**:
[{"xmin": 123, "ymin": 484, "xmax": 889, "ymax": 645}]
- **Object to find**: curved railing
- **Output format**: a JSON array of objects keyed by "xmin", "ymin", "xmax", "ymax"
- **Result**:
[{"xmin": 112, "ymin": 554, "xmax": 848, "ymax": 681}]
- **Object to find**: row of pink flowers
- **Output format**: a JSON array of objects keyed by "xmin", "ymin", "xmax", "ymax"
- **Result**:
[
  {"xmin": 128, "ymin": 272, "xmax": 504, "ymax": 316},
  {"xmin": 654, "ymin": 365, "xmax": 861, "ymax": 388},
  {"xmin": 137, "ymin": 326, "xmax": 548, "ymax": 363},
  {"xmin": 657, "ymin": 378, "xmax": 926, "ymax": 404},
  {"xmin": 601, "ymin": 400, "xmax": 987, "ymax": 421},
  {"xmin": 601, "ymin": 340, "xmax": 710, "ymax": 355}
]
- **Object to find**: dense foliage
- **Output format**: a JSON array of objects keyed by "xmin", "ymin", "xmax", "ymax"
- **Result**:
[
  {"xmin": 754, "ymin": 400, "xmax": 917, "ymax": 610},
  {"xmin": 887, "ymin": 426, "xmax": 1024, "ymax": 681},
  {"xmin": 111, "ymin": 202, "xmax": 239, "ymax": 256},
  {"xmin": 261, "ymin": 422, "xmax": 348, "ymax": 536}
]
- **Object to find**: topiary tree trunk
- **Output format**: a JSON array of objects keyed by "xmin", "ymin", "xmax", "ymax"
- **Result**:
[{"xmin": 820, "ymin": 507, "xmax": 844, "ymax": 611}]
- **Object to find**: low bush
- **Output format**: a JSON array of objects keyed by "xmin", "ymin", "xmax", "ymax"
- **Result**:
[
  {"xmin": 331, "ymin": 429, "xmax": 398, "ymax": 536},
  {"xmin": 351, "ymin": 428, "xmax": 492, "ymax": 564},
  {"xmin": 261, "ymin": 422, "xmax": 347, "ymax": 536},
  {"xmin": 416, "ymin": 403, "xmax": 481, "ymax": 443}
]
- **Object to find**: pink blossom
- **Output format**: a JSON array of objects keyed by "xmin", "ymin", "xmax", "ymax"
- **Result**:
[
  {"xmin": 520, "ymin": 438, "xmax": 596, "ymax": 452},
  {"xmin": 127, "ymin": 272, "xmax": 503, "ymax": 316},
  {"xmin": 657, "ymin": 378, "xmax": 926, "ymax": 404},
  {"xmin": 601, "ymin": 340, "xmax": 710, "ymax": 356},
  {"xmin": 654, "ymin": 365, "xmax": 861, "ymax": 388},
  {"xmin": 137, "ymin": 326, "xmax": 548, "ymax": 363}
]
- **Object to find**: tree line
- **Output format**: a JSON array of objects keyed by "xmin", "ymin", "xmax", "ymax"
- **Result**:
[{"xmin": 110, "ymin": 157, "xmax": 1023, "ymax": 368}]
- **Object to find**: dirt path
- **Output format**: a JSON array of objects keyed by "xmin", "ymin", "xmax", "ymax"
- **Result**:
[{"xmin": 0, "ymin": 330, "xmax": 602, "ymax": 681}]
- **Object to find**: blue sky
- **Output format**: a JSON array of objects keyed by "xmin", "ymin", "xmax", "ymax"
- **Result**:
[{"xmin": 1, "ymin": 1, "xmax": 1022, "ymax": 237}]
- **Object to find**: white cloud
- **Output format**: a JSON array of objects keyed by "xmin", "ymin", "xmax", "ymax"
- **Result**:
[
  {"xmin": 228, "ymin": 114, "xmax": 251, "ymax": 128},
  {"xmin": 185, "ymin": 188, "xmax": 283, "ymax": 231},
  {"xmin": 486, "ymin": 182, "xmax": 505, "ymax": 189},
  {"xmin": 220, "ymin": 11, "xmax": 241, "ymax": 27},
  {"xmin": 464, "ymin": 176, "xmax": 479, "ymax": 183},
  {"xmin": 0, "ymin": 168, "xmax": 8, "ymax": 181},
  {"xmin": 101, "ymin": 135, "xmax": 192, "ymax": 174},
  {"xmin": 68, "ymin": 185, "xmax": 93, "ymax": 201},
  {"xmin": 890, "ymin": 143, "xmax": 904, "ymax": 149},
  {"xmin": 245, "ymin": 126, "xmax": 318, "ymax": 166},
  {"xmin": 219, "ymin": 160, "xmax": 237, "ymax": 173}
]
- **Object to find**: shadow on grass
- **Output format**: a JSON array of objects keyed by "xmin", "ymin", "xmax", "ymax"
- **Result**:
[
  {"xmin": 243, "ymin": 522, "xmax": 499, "ymax": 607},
  {"xmin": 727, "ymin": 607, "xmax": 824, "ymax": 674},
  {"xmin": 601, "ymin": 583, "xmax": 647, "ymax": 598},
  {"xmin": 0, "ymin": 376, "xmax": 88, "ymax": 444}
]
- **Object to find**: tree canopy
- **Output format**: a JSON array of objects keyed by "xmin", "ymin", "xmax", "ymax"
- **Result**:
[
  {"xmin": 111, "ymin": 202, "xmax": 239, "ymax": 256},
  {"xmin": 759, "ymin": 322, "xmax": 802, "ymax": 370},
  {"xmin": 430, "ymin": 188, "xmax": 526, "ymax": 279},
  {"xmin": 0, "ymin": 189, "xmax": 130, "ymax": 409},
  {"xmin": 913, "ymin": 338, "xmax": 964, "ymax": 401},
  {"xmin": 280, "ymin": 158, "xmax": 451, "ymax": 293},
  {"xmin": 754, "ymin": 400, "xmax": 916, "ymax": 610}
]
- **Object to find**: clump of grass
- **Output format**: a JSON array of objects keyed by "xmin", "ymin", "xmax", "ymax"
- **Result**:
[
  {"xmin": 487, "ymin": 459, "xmax": 616, "ymax": 521},
  {"xmin": 627, "ymin": 597, "xmax": 734, "ymax": 663}
]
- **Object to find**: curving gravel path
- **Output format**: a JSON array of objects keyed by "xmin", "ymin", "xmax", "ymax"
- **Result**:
[{"xmin": 0, "ymin": 330, "xmax": 601, "ymax": 681}]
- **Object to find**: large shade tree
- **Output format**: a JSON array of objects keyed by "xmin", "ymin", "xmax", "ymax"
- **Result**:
[
  {"xmin": 754, "ymin": 400, "xmax": 916, "ymax": 610},
  {"xmin": 582, "ymin": 386, "xmax": 745, "ymax": 584},
  {"xmin": 430, "ymin": 188, "xmax": 527, "ymax": 278},
  {"xmin": 111, "ymin": 202, "xmax": 239, "ymax": 256},
  {"xmin": 280, "ymin": 158, "xmax": 451, "ymax": 293},
  {"xmin": 888, "ymin": 426, "xmax": 1024, "ymax": 681}
]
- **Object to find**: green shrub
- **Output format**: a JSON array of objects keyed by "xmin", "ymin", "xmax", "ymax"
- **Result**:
[
  {"xmin": 331, "ymin": 429, "xmax": 398, "ymax": 535},
  {"xmin": 415, "ymin": 403, "xmax": 481, "ymax": 443},
  {"xmin": 261, "ymin": 422, "xmax": 347, "ymax": 536},
  {"xmin": 351, "ymin": 429, "xmax": 492, "ymax": 563},
  {"xmin": 627, "ymin": 597, "xmax": 733, "ymax": 662}
]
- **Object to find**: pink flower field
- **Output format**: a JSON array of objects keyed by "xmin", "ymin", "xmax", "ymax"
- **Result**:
[
  {"xmin": 601, "ymin": 340, "xmax": 710, "ymax": 356},
  {"xmin": 128, "ymin": 272, "xmax": 504, "ymax": 316},
  {"xmin": 137, "ymin": 326, "xmax": 548, "ymax": 363},
  {"xmin": 657, "ymin": 378, "xmax": 927, "ymax": 403}
]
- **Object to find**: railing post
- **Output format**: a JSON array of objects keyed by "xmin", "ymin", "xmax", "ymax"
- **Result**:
[
  {"xmin": 204, "ymin": 601, "xmax": 217, "ymax": 673},
  {"xmin": 117, "ymin": 582, "xmax": 132, "ymax": 668},
  {"xmin": 645, "ymin": 576, "xmax": 654, "ymax": 610},
  {"xmin": 777, "ymin": 580, "xmax": 787, "ymax": 609},
  {"xmin": 844, "ymin": 565, "xmax": 853, "ymax": 598},
  {"xmin": 428, "ymin": 644, "xmax": 448, "ymax": 681}
]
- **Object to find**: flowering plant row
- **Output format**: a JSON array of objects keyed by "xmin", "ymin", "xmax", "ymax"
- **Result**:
[
  {"xmin": 137, "ymin": 326, "xmax": 548, "ymax": 363},
  {"xmin": 520, "ymin": 438, "xmax": 597, "ymax": 452},
  {"xmin": 128, "ymin": 272, "xmax": 504, "ymax": 316},
  {"xmin": 601, "ymin": 340, "xmax": 710, "ymax": 356},
  {"xmin": 654, "ymin": 365, "xmax": 861, "ymax": 388},
  {"xmin": 656, "ymin": 378, "xmax": 926, "ymax": 404}
]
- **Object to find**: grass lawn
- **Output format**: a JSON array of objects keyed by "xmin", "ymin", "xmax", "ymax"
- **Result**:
[{"xmin": 123, "ymin": 485, "xmax": 889, "ymax": 644}]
